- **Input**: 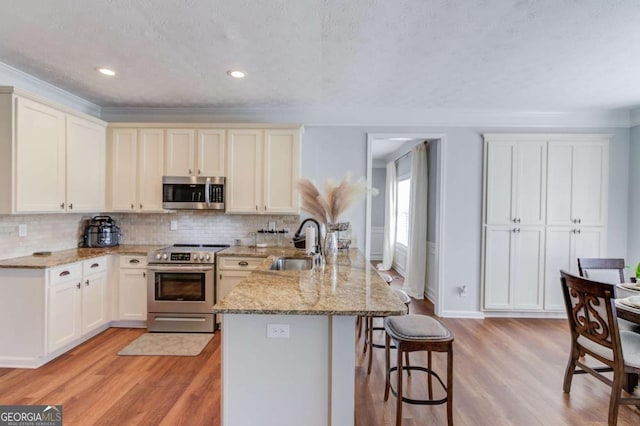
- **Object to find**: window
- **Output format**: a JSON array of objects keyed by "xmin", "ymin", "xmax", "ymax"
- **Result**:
[{"xmin": 396, "ymin": 178, "xmax": 410, "ymax": 246}]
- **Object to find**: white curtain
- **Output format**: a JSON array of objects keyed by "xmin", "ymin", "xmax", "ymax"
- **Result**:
[
  {"xmin": 377, "ymin": 161, "xmax": 397, "ymax": 271},
  {"xmin": 403, "ymin": 143, "xmax": 428, "ymax": 299}
]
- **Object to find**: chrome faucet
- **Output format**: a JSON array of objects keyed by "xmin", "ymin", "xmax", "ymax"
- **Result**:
[{"xmin": 293, "ymin": 218, "xmax": 322, "ymax": 255}]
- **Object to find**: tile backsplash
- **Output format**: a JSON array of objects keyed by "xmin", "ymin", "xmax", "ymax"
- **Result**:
[{"xmin": 0, "ymin": 212, "xmax": 300, "ymax": 260}]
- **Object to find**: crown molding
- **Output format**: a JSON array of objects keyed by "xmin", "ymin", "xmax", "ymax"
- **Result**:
[
  {"xmin": 101, "ymin": 105, "xmax": 632, "ymax": 128},
  {"xmin": 0, "ymin": 62, "xmax": 102, "ymax": 117}
]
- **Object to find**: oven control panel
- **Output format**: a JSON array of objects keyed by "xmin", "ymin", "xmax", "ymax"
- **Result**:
[{"xmin": 152, "ymin": 251, "xmax": 213, "ymax": 263}]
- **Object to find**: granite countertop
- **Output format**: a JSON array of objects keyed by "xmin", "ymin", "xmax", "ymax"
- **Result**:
[
  {"xmin": 0, "ymin": 245, "xmax": 164, "ymax": 269},
  {"xmin": 212, "ymin": 248, "xmax": 408, "ymax": 317}
]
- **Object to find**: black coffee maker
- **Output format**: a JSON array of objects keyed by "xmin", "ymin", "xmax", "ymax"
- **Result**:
[{"xmin": 82, "ymin": 215, "xmax": 121, "ymax": 248}]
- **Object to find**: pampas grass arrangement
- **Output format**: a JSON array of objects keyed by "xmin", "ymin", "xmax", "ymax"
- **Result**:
[{"xmin": 298, "ymin": 174, "xmax": 367, "ymax": 226}]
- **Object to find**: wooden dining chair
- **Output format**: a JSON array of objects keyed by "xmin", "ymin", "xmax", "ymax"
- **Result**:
[
  {"xmin": 560, "ymin": 271, "xmax": 640, "ymax": 425},
  {"xmin": 577, "ymin": 258, "xmax": 626, "ymax": 284}
]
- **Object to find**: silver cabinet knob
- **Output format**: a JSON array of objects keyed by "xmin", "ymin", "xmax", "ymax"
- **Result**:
[
  {"xmin": 85, "ymin": 279, "xmax": 90, "ymax": 286},
  {"xmin": 60, "ymin": 202, "xmax": 65, "ymax": 209},
  {"xmin": 76, "ymin": 283, "xmax": 81, "ymax": 289},
  {"xmin": 69, "ymin": 203, "xmax": 73, "ymax": 210}
]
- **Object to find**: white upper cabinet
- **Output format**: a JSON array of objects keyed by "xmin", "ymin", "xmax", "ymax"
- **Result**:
[
  {"xmin": 484, "ymin": 138, "xmax": 546, "ymax": 225},
  {"xmin": 226, "ymin": 128, "xmax": 301, "ymax": 214},
  {"xmin": 109, "ymin": 128, "xmax": 138, "ymax": 211},
  {"xmin": 1, "ymin": 91, "xmax": 106, "ymax": 214},
  {"xmin": 226, "ymin": 129, "xmax": 263, "ymax": 213},
  {"xmin": 197, "ymin": 129, "xmax": 225, "ymax": 176},
  {"xmin": 264, "ymin": 130, "xmax": 300, "ymax": 214},
  {"xmin": 66, "ymin": 115, "xmax": 106, "ymax": 212},
  {"xmin": 108, "ymin": 128, "xmax": 164, "ymax": 212},
  {"xmin": 547, "ymin": 139, "xmax": 608, "ymax": 226},
  {"xmin": 14, "ymin": 96, "xmax": 66, "ymax": 212},
  {"xmin": 165, "ymin": 128, "xmax": 225, "ymax": 177},
  {"xmin": 138, "ymin": 129, "xmax": 165, "ymax": 211},
  {"xmin": 165, "ymin": 129, "xmax": 195, "ymax": 176}
]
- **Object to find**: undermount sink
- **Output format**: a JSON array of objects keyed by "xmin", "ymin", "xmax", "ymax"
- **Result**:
[{"xmin": 270, "ymin": 256, "xmax": 314, "ymax": 271}]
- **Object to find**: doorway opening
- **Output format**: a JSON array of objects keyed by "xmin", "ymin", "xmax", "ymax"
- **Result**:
[{"xmin": 365, "ymin": 133, "xmax": 446, "ymax": 316}]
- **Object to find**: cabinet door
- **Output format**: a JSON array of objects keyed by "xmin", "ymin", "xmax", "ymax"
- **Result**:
[
  {"xmin": 109, "ymin": 128, "xmax": 138, "ymax": 211},
  {"xmin": 573, "ymin": 227, "xmax": 605, "ymax": 266},
  {"xmin": 138, "ymin": 129, "xmax": 165, "ymax": 211},
  {"xmin": 218, "ymin": 270, "xmax": 251, "ymax": 302},
  {"xmin": 81, "ymin": 271, "xmax": 107, "ymax": 334},
  {"xmin": 66, "ymin": 116, "xmax": 106, "ymax": 212},
  {"xmin": 119, "ymin": 268, "xmax": 147, "ymax": 321},
  {"xmin": 511, "ymin": 227, "xmax": 544, "ymax": 309},
  {"xmin": 196, "ymin": 129, "xmax": 225, "ymax": 176},
  {"xmin": 547, "ymin": 141, "xmax": 608, "ymax": 226},
  {"xmin": 515, "ymin": 142, "xmax": 546, "ymax": 225},
  {"xmin": 226, "ymin": 130, "xmax": 263, "ymax": 213},
  {"xmin": 15, "ymin": 97, "xmax": 66, "ymax": 212},
  {"xmin": 48, "ymin": 279, "xmax": 82, "ymax": 352},
  {"xmin": 544, "ymin": 227, "xmax": 573, "ymax": 311},
  {"xmin": 572, "ymin": 143, "xmax": 608, "ymax": 226},
  {"xmin": 485, "ymin": 142, "xmax": 515, "ymax": 225},
  {"xmin": 484, "ymin": 227, "xmax": 513, "ymax": 309},
  {"xmin": 264, "ymin": 130, "xmax": 300, "ymax": 214},
  {"xmin": 165, "ymin": 129, "xmax": 195, "ymax": 176},
  {"xmin": 544, "ymin": 226, "xmax": 605, "ymax": 311}
]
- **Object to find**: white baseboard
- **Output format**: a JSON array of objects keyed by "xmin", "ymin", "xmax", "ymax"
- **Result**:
[
  {"xmin": 0, "ymin": 323, "xmax": 110, "ymax": 368},
  {"xmin": 439, "ymin": 310, "xmax": 485, "ymax": 319},
  {"xmin": 483, "ymin": 311, "xmax": 567, "ymax": 319}
]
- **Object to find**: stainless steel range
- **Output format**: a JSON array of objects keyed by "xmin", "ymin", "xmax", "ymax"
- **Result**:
[{"xmin": 147, "ymin": 244, "xmax": 229, "ymax": 332}]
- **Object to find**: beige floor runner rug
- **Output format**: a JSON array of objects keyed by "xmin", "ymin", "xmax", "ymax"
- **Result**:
[{"xmin": 118, "ymin": 333, "xmax": 213, "ymax": 356}]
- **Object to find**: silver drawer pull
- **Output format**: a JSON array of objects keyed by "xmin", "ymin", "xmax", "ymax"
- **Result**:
[
  {"xmin": 91, "ymin": 263, "xmax": 100, "ymax": 268},
  {"xmin": 59, "ymin": 270, "xmax": 70, "ymax": 277},
  {"xmin": 238, "ymin": 261, "xmax": 249, "ymax": 266},
  {"xmin": 129, "ymin": 259, "xmax": 141, "ymax": 264}
]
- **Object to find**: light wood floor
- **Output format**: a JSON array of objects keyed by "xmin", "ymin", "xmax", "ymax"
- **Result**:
[{"xmin": 1, "ymin": 287, "xmax": 639, "ymax": 425}]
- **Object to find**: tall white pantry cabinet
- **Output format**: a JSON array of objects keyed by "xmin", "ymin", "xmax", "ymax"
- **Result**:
[{"xmin": 482, "ymin": 134, "xmax": 609, "ymax": 314}]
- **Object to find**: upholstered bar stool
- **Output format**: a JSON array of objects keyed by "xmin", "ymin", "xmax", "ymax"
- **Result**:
[
  {"xmin": 361, "ymin": 268, "xmax": 411, "ymax": 374},
  {"xmin": 384, "ymin": 314, "xmax": 454, "ymax": 426}
]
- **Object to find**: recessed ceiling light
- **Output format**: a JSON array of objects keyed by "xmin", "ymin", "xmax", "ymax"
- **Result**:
[
  {"xmin": 96, "ymin": 67, "xmax": 116, "ymax": 77},
  {"xmin": 227, "ymin": 70, "xmax": 246, "ymax": 79}
]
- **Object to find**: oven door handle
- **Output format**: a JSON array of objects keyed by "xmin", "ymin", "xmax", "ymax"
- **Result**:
[{"xmin": 148, "ymin": 265, "xmax": 214, "ymax": 273}]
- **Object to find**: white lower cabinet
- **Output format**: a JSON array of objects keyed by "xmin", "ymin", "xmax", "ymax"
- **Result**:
[
  {"xmin": 47, "ymin": 264, "xmax": 82, "ymax": 352},
  {"xmin": 484, "ymin": 226, "xmax": 545, "ymax": 310},
  {"xmin": 118, "ymin": 255, "xmax": 148, "ymax": 321},
  {"xmin": 47, "ymin": 257, "xmax": 108, "ymax": 353},
  {"xmin": 543, "ymin": 226, "xmax": 605, "ymax": 311},
  {"xmin": 216, "ymin": 256, "xmax": 266, "ymax": 324}
]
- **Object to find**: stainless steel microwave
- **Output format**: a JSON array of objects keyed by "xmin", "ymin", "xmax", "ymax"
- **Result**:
[{"xmin": 162, "ymin": 176, "xmax": 225, "ymax": 210}]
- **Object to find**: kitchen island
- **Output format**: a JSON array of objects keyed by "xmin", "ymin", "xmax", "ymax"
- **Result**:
[{"xmin": 212, "ymin": 248, "xmax": 407, "ymax": 426}]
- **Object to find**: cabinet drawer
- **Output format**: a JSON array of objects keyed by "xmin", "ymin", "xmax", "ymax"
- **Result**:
[
  {"xmin": 82, "ymin": 256, "xmax": 108, "ymax": 275},
  {"xmin": 217, "ymin": 256, "xmax": 266, "ymax": 270},
  {"xmin": 119, "ymin": 255, "xmax": 148, "ymax": 269},
  {"xmin": 49, "ymin": 263, "xmax": 82, "ymax": 286}
]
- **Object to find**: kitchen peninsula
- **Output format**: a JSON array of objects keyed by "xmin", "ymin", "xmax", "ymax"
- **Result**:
[{"xmin": 213, "ymin": 247, "xmax": 407, "ymax": 426}]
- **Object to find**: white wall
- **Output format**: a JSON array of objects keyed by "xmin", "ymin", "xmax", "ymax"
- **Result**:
[
  {"xmin": 301, "ymin": 125, "xmax": 630, "ymax": 316},
  {"xmin": 628, "ymin": 125, "xmax": 640, "ymax": 267}
]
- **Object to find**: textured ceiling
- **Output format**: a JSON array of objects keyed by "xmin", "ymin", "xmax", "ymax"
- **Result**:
[{"xmin": 1, "ymin": 0, "xmax": 640, "ymax": 111}]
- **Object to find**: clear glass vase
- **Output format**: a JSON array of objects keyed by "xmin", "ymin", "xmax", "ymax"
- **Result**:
[{"xmin": 324, "ymin": 231, "xmax": 338, "ymax": 264}]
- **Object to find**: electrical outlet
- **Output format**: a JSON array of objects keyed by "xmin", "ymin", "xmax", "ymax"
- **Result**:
[
  {"xmin": 170, "ymin": 220, "xmax": 178, "ymax": 231},
  {"xmin": 267, "ymin": 323, "xmax": 290, "ymax": 339},
  {"xmin": 18, "ymin": 224, "xmax": 27, "ymax": 237}
]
